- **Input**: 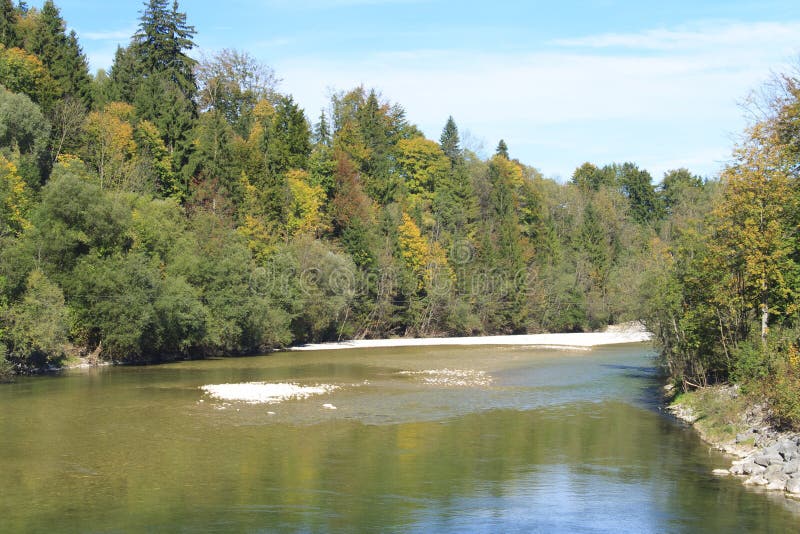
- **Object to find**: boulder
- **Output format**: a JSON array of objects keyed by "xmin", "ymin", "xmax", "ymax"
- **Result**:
[
  {"xmin": 742, "ymin": 462, "xmax": 766, "ymax": 475},
  {"xmin": 754, "ymin": 453, "xmax": 783, "ymax": 467},
  {"xmin": 764, "ymin": 464, "xmax": 787, "ymax": 481},
  {"xmin": 744, "ymin": 475, "xmax": 769, "ymax": 486},
  {"xmin": 778, "ymin": 439, "xmax": 799, "ymax": 461},
  {"xmin": 786, "ymin": 477, "xmax": 800, "ymax": 494},
  {"xmin": 712, "ymin": 469, "xmax": 730, "ymax": 476},
  {"xmin": 729, "ymin": 463, "xmax": 746, "ymax": 476},
  {"xmin": 783, "ymin": 459, "xmax": 800, "ymax": 475},
  {"xmin": 766, "ymin": 479, "xmax": 788, "ymax": 491}
]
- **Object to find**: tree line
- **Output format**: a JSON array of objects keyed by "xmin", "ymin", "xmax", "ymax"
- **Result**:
[{"xmin": 1, "ymin": 0, "xmax": 718, "ymax": 384}]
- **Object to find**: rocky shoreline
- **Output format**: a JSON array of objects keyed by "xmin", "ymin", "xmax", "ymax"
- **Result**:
[{"xmin": 669, "ymin": 385, "xmax": 800, "ymax": 498}]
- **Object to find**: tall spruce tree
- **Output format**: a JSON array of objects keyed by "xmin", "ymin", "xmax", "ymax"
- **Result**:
[
  {"xmin": 121, "ymin": 0, "xmax": 199, "ymax": 185},
  {"xmin": 496, "ymin": 139, "xmax": 509, "ymax": 159},
  {"xmin": 27, "ymin": 1, "xmax": 92, "ymax": 108},
  {"xmin": 439, "ymin": 116, "xmax": 462, "ymax": 165},
  {"xmin": 0, "ymin": 0, "xmax": 20, "ymax": 48},
  {"xmin": 134, "ymin": 0, "xmax": 196, "ymax": 95}
]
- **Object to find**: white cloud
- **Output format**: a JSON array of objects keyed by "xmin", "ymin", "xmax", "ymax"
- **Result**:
[
  {"xmin": 552, "ymin": 21, "xmax": 800, "ymax": 51},
  {"xmin": 273, "ymin": 20, "xmax": 799, "ymax": 179},
  {"xmin": 259, "ymin": 0, "xmax": 427, "ymax": 8},
  {"xmin": 79, "ymin": 27, "xmax": 136, "ymax": 41}
]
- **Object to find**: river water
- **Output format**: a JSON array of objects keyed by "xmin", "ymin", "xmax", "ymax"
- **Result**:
[{"xmin": 1, "ymin": 343, "xmax": 798, "ymax": 532}]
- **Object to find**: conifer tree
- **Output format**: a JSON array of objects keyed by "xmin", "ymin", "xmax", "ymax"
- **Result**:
[
  {"xmin": 314, "ymin": 110, "xmax": 331, "ymax": 147},
  {"xmin": 496, "ymin": 139, "xmax": 509, "ymax": 159},
  {"xmin": 27, "ymin": 1, "xmax": 92, "ymax": 108},
  {"xmin": 107, "ymin": 45, "xmax": 140, "ymax": 104},
  {"xmin": 265, "ymin": 95, "xmax": 310, "ymax": 175},
  {"xmin": 0, "ymin": 0, "xmax": 20, "ymax": 48},
  {"xmin": 134, "ymin": 0, "xmax": 196, "ymax": 96},
  {"xmin": 439, "ymin": 116, "xmax": 461, "ymax": 165}
]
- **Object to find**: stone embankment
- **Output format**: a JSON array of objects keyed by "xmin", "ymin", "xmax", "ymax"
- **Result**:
[{"xmin": 669, "ymin": 387, "xmax": 800, "ymax": 497}]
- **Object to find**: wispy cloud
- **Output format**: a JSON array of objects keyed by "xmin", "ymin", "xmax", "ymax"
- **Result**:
[
  {"xmin": 80, "ymin": 27, "xmax": 136, "ymax": 41},
  {"xmin": 259, "ymin": 0, "xmax": 428, "ymax": 8},
  {"xmin": 275, "ymin": 20, "xmax": 800, "ymax": 179},
  {"xmin": 551, "ymin": 21, "xmax": 800, "ymax": 51}
]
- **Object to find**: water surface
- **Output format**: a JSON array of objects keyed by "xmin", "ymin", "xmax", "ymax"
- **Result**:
[{"xmin": 1, "ymin": 343, "xmax": 797, "ymax": 532}]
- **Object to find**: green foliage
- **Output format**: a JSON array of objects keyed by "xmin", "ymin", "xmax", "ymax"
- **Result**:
[
  {"xmin": 196, "ymin": 48, "xmax": 277, "ymax": 137},
  {"xmin": 0, "ymin": 0, "xmax": 20, "ymax": 48},
  {"xmin": 4, "ymin": 269, "xmax": 68, "ymax": 368},
  {"xmin": 495, "ymin": 139, "xmax": 509, "ymax": 159},
  {"xmin": 0, "ymin": 0, "xmax": 733, "ymax": 376},
  {"xmin": 0, "ymin": 86, "xmax": 51, "ymax": 186},
  {"xmin": 26, "ymin": 1, "xmax": 92, "ymax": 108},
  {"xmin": 439, "ymin": 116, "xmax": 461, "ymax": 165},
  {"xmin": 0, "ymin": 44, "xmax": 61, "ymax": 111},
  {"xmin": 659, "ymin": 168, "xmax": 703, "ymax": 213}
]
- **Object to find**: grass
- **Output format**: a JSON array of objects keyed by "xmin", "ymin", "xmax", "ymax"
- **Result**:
[{"xmin": 672, "ymin": 386, "xmax": 752, "ymax": 445}]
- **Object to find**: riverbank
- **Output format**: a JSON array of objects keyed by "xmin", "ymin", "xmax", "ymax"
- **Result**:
[
  {"xmin": 669, "ymin": 386, "xmax": 800, "ymax": 496},
  {"xmin": 292, "ymin": 322, "xmax": 652, "ymax": 351},
  {"xmin": 33, "ymin": 322, "xmax": 651, "ymax": 374}
]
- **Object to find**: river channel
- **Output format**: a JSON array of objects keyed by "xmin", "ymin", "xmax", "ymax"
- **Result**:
[{"xmin": 1, "ymin": 343, "xmax": 798, "ymax": 532}]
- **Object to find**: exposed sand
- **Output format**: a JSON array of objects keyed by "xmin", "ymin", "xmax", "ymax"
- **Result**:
[
  {"xmin": 200, "ymin": 382, "xmax": 338, "ymax": 404},
  {"xmin": 291, "ymin": 323, "xmax": 651, "ymax": 352}
]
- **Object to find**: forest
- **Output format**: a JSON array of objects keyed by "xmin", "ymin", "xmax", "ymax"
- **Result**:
[{"xmin": 1, "ymin": 1, "xmax": 798, "ymax": 425}]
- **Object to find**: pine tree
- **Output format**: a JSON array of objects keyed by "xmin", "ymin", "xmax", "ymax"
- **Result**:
[
  {"xmin": 617, "ymin": 162, "xmax": 663, "ymax": 225},
  {"xmin": 0, "ymin": 0, "xmax": 20, "ymax": 48},
  {"xmin": 313, "ymin": 110, "xmax": 331, "ymax": 147},
  {"xmin": 27, "ymin": 1, "xmax": 92, "ymax": 108},
  {"xmin": 134, "ymin": 0, "xmax": 196, "ymax": 97},
  {"xmin": 496, "ymin": 139, "xmax": 509, "ymax": 159},
  {"xmin": 107, "ymin": 45, "xmax": 140, "ymax": 103},
  {"xmin": 439, "ymin": 116, "xmax": 461, "ymax": 165},
  {"xmin": 265, "ymin": 95, "xmax": 310, "ymax": 175}
]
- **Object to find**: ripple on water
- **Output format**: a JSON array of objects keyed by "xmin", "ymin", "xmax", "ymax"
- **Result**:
[{"xmin": 397, "ymin": 369, "xmax": 492, "ymax": 387}]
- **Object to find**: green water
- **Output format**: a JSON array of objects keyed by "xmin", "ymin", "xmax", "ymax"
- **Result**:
[{"xmin": 1, "ymin": 344, "xmax": 798, "ymax": 532}]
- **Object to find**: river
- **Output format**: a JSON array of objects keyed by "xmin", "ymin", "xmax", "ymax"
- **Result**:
[{"xmin": 1, "ymin": 343, "xmax": 798, "ymax": 532}]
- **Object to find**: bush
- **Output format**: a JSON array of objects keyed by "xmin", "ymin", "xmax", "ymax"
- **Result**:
[{"xmin": 0, "ymin": 343, "xmax": 12, "ymax": 382}]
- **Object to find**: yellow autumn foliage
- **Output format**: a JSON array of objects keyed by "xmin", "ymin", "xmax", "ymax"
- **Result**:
[
  {"xmin": 0, "ymin": 154, "xmax": 31, "ymax": 235},
  {"xmin": 286, "ymin": 169, "xmax": 326, "ymax": 237},
  {"xmin": 398, "ymin": 212, "xmax": 454, "ymax": 292}
]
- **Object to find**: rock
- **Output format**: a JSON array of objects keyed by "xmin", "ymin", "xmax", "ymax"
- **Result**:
[
  {"xmin": 744, "ymin": 475, "xmax": 769, "ymax": 486},
  {"xmin": 712, "ymin": 469, "xmax": 730, "ymax": 476},
  {"xmin": 754, "ymin": 453, "xmax": 783, "ymax": 467},
  {"xmin": 765, "ymin": 464, "xmax": 787, "ymax": 480},
  {"xmin": 779, "ymin": 440, "xmax": 799, "ymax": 461},
  {"xmin": 767, "ymin": 479, "xmax": 788, "ymax": 491},
  {"xmin": 783, "ymin": 459, "xmax": 800, "ymax": 475},
  {"xmin": 730, "ymin": 463, "xmax": 746, "ymax": 476},
  {"xmin": 786, "ymin": 477, "xmax": 800, "ymax": 494},
  {"xmin": 742, "ymin": 462, "xmax": 766, "ymax": 476}
]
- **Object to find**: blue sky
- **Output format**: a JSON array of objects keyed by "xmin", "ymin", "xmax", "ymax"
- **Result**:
[{"xmin": 43, "ymin": 0, "xmax": 800, "ymax": 181}]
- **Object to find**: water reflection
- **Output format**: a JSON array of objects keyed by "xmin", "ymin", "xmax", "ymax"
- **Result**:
[{"xmin": 1, "ymin": 344, "xmax": 798, "ymax": 532}]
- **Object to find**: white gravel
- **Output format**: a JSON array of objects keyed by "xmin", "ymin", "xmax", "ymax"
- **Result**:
[
  {"xmin": 292, "ymin": 323, "xmax": 651, "ymax": 351},
  {"xmin": 200, "ymin": 382, "xmax": 338, "ymax": 404}
]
